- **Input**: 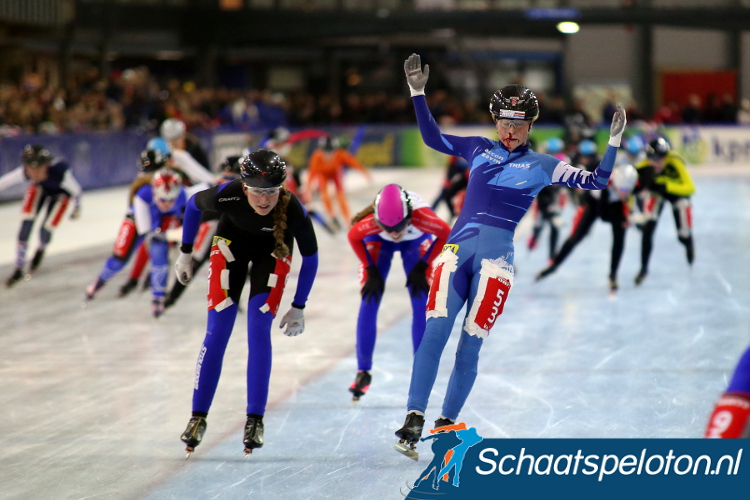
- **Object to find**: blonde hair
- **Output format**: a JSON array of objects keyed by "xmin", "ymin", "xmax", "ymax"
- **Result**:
[
  {"xmin": 128, "ymin": 174, "xmax": 153, "ymax": 205},
  {"xmin": 351, "ymin": 203, "xmax": 375, "ymax": 226},
  {"xmin": 271, "ymin": 187, "xmax": 291, "ymax": 259}
]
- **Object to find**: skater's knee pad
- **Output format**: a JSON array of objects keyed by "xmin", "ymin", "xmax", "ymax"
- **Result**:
[
  {"xmin": 704, "ymin": 393, "xmax": 750, "ymax": 438},
  {"xmin": 112, "ymin": 218, "xmax": 138, "ymax": 259},
  {"xmin": 207, "ymin": 237, "xmax": 236, "ymax": 312},
  {"xmin": 426, "ymin": 245, "xmax": 460, "ymax": 319},
  {"xmin": 464, "ymin": 258, "xmax": 513, "ymax": 338}
]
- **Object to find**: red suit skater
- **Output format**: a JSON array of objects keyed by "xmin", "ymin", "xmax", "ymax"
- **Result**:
[
  {"xmin": 347, "ymin": 184, "xmax": 450, "ymax": 402},
  {"xmin": 305, "ymin": 136, "xmax": 371, "ymax": 230}
]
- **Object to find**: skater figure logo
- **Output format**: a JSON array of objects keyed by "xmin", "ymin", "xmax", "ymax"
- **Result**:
[{"xmin": 403, "ymin": 423, "xmax": 484, "ymax": 499}]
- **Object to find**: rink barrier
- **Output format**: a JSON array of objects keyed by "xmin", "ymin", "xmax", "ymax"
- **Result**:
[{"xmin": 1, "ymin": 124, "xmax": 747, "ymax": 201}]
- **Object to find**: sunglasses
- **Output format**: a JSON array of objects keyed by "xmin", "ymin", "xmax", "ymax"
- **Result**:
[
  {"xmin": 247, "ymin": 186, "xmax": 282, "ymax": 197},
  {"xmin": 495, "ymin": 119, "xmax": 529, "ymax": 130}
]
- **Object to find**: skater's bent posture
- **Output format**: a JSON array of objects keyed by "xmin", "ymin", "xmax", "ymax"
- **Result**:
[
  {"xmin": 347, "ymin": 184, "xmax": 450, "ymax": 401},
  {"xmin": 394, "ymin": 53, "xmax": 626, "ymax": 458},
  {"xmin": 0, "ymin": 144, "xmax": 82, "ymax": 287},
  {"xmin": 705, "ymin": 344, "xmax": 750, "ymax": 438},
  {"xmin": 176, "ymin": 149, "xmax": 319, "ymax": 456}
]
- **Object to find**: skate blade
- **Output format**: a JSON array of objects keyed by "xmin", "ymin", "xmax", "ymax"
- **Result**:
[
  {"xmin": 185, "ymin": 446, "xmax": 195, "ymax": 459},
  {"xmin": 244, "ymin": 448, "xmax": 253, "ymax": 458},
  {"xmin": 24, "ymin": 273, "xmax": 32, "ymax": 281},
  {"xmin": 394, "ymin": 440, "xmax": 419, "ymax": 461}
]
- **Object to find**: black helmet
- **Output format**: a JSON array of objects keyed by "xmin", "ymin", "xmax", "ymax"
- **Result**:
[
  {"xmin": 240, "ymin": 149, "xmax": 287, "ymax": 188},
  {"xmin": 645, "ymin": 137, "xmax": 670, "ymax": 159},
  {"xmin": 139, "ymin": 148, "xmax": 169, "ymax": 173},
  {"xmin": 220, "ymin": 155, "xmax": 243, "ymax": 176},
  {"xmin": 22, "ymin": 144, "xmax": 52, "ymax": 168},
  {"xmin": 489, "ymin": 84, "xmax": 539, "ymax": 121}
]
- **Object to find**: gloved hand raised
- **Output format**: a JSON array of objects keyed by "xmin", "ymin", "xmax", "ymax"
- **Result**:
[
  {"xmin": 404, "ymin": 53, "xmax": 429, "ymax": 97},
  {"xmin": 361, "ymin": 265, "xmax": 385, "ymax": 304},
  {"xmin": 608, "ymin": 102, "xmax": 627, "ymax": 147},
  {"xmin": 174, "ymin": 252, "xmax": 193, "ymax": 285},
  {"xmin": 279, "ymin": 306, "xmax": 305, "ymax": 337},
  {"xmin": 405, "ymin": 260, "xmax": 430, "ymax": 298}
]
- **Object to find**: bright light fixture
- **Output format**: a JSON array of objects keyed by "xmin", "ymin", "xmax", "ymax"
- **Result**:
[{"xmin": 557, "ymin": 22, "xmax": 580, "ymax": 34}]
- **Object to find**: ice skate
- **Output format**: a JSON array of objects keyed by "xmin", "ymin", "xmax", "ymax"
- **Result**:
[
  {"xmin": 634, "ymin": 269, "xmax": 648, "ymax": 286},
  {"xmin": 180, "ymin": 416, "xmax": 207, "ymax": 458},
  {"xmin": 118, "ymin": 278, "xmax": 139, "ymax": 297},
  {"xmin": 6, "ymin": 268, "xmax": 24, "ymax": 288},
  {"xmin": 394, "ymin": 411, "xmax": 425, "ymax": 461},
  {"xmin": 535, "ymin": 264, "xmax": 555, "ymax": 282},
  {"xmin": 84, "ymin": 277, "xmax": 106, "ymax": 302},
  {"xmin": 29, "ymin": 249, "xmax": 45, "ymax": 272},
  {"xmin": 349, "ymin": 370, "xmax": 371, "ymax": 402},
  {"xmin": 152, "ymin": 297, "xmax": 165, "ymax": 318},
  {"xmin": 433, "ymin": 417, "xmax": 456, "ymax": 430},
  {"xmin": 243, "ymin": 415, "xmax": 264, "ymax": 457},
  {"xmin": 608, "ymin": 275, "xmax": 618, "ymax": 295}
]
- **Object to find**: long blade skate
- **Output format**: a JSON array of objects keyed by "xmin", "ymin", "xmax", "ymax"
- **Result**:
[
  {"xmin": 349, "ymin": 370, "xmax": 371, "ymax": 403},
  {"xmin": 180, "ymin": 416, "xmax": 207, "ymax": 459},
  {"xmin": 243, "ymin": 416, "xmax": 264, "ymax": 458},
  {"xmin": 394, "ymin": 439, "xmax": 419, "ymax": 461}
]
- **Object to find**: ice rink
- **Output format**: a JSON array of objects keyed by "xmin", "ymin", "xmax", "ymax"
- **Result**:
[{"xmin": 1, "ymin": 164, "xmax": 748, "ymax": 499}]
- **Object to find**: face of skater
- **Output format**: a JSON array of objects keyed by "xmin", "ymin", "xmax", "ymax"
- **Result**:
[
  {"xmin": 243, "ymin": 184, "xmax": 281, "ymax": 216},
  {"xmin": 650, "ymin": 156, "xmax": 666, "ymax": 174},
  {"xmin": 494, "ymin": 118, "xmax": 531, "ymax": 152},
  {"xmin": 387, "ymin": 227, "xmax": 408, "ymax": 242},
  {"xmin": 24, "ymin": 163, "xmax": 50, "ymax": 183}
]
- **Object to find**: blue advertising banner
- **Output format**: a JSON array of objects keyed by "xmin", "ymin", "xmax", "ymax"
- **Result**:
[{"xmin": 402, "ymin": 428, "xmax": 746, "ymax": 499}]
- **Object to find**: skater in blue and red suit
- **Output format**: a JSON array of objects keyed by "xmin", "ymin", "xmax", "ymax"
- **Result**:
[
  {"xmin": 0, "ymin": 144, "xmax": 82, "ymax": 287},
  {"xmin": 175, "ymin": 149, "xmax": 319, "ymax": 457},
  {"xmin": 347, "ymin": 184, "xmax": 451, "ymax": 401},
  {"xmin": 85, "ymin": 165, "xmax": 190, "ymax": 318},
  {"xmin": 705, "ymin": 346, "xmax": 750, "ymax": 438},
  {"xmin": 394, "ymin": 53, "xmax": 627, "ymax": 458}
]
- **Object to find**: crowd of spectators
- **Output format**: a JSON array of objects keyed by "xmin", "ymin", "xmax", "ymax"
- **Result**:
[{"xmin": 1, "ymin": 65, "xmax": 749, "ymax": 137}]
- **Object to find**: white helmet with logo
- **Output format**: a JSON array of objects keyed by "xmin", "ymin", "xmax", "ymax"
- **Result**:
[{"xmin": 160, "ymin": 119, "xmax": 186, "ymax": 141}]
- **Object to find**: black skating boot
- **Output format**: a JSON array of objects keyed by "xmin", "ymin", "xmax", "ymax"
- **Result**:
[
  {"xmin": 349, "ymin": 370, "xmax": 371, "ymax": 402},
  {"xmin": 434, "ymin": 416, "xmax": 456, "ymax": 430},
  {"xmin": 164, "ymin": 281, "xmax": 187, "ymax": 309},
  {"xmin": 634, "ymin": 269, "xmax": 648, "ymax": 286},
  {"xmin": 243, "ymin": 415, "xmax": 264, "ymax": 456},
  {"xmin": 152, "ymin": 297, "xmax": 165, "ymax": 318},
  {"xmin": 181, "ymin": 416, "xmax": 207, "ymax": 458},
  {"xmin": 6, "ymin": 268, "xmax": 24, "ymax": 288},
  {"xmin": 395, "ymin": 411, "xmax": 425, "ymax": 461},
  {"xmin": 535, "ymin": 264, "xmax": 556, "ymax": 281},
  {"xmin": 29, "ymin": 249, "xmax": 45, "ymax": 272},
  {"xmin": 608, "ymin": 275, "xmax": 618, "ymax": 294},
  {"xmin": 118, "ymin": 278, "xmax": 139, "ymax": 297}
]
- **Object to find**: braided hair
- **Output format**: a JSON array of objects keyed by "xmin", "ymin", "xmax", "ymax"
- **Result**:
[
  {"xmin": 271, "ymin": 186, "xmax": 292, "ymax": 259},
  {"xmin": 351, "ymin": 204, "xmax": 375, "ymax": 226}
]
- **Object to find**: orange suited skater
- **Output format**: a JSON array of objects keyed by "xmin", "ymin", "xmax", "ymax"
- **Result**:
[{"xmin": 304, "ymin": 136, "xmax": 371, "ymax": 230}]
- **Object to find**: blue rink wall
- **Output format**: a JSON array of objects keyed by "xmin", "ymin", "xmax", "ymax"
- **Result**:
[{"xmin": 1, "ymin": 123, "xmax": 749, "ymax": 201}]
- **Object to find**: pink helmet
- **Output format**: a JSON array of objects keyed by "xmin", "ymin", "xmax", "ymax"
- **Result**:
[{"xmin": 374, "ymin": 184, "xmax": 413, "ymax": 233}]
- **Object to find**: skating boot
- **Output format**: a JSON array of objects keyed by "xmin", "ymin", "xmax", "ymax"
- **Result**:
[
  {"xmin": 608, "ymin": 275, "xmax": 618, "ymax": 294},
  {"xmin": 29, "ymin": 249, "xmax": 45, "ymax": 272},
  {"xmin": 433, "ymin": 417, "xmax": 456, "ymax": 430},
  {"xmin": 243, "ymin": 415, "xmax": 264, "ymax": 457},
  {"xmin": 84, "ymin": 277, "xmax": 106, "ymax": 302},
  {"xmin": 6, "ymin": 268, "xmax": 24, "ymax": 288},
  {"xmin": 634, "ymin": 269, "xmax": 648, "ymax": 286},
  {"xmin": 118, "ymin": 278, "xmax": 139, "ymax": 297},
  {"xmin": 535, "ymin": 264, "xmax": 556, "ymax": 282},
  {"xmin": 152, "ymin": 297, "xmax": 165, "ymax": 318},
  {"xmin": 180, "ymin": 416, "xmax": 207, "ymax": 458},
  {"xmin": 164, "ymin": 282, "xmax": 187, "ymax": 309},
  {"xmin": 395, "ymin": 411, "xmax": 425, "ymax": 461},
  {"xmin": 349, "ymin": 370, "xmax": 371, "ymax": 402}
]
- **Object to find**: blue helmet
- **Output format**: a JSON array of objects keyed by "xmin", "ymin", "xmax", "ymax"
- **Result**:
[
  {"xmin": 578, "ymin": 139, "xmax": 597, "ymax": 156},
  {"xmin": 546, "ymin": 137, "xmax": 565, "ymax": 154},
  {"xmin": 624, "ymin": 136, "xmax": 644, "ymax": 156},
  {"xmin": 147, "ymin": 137, "xmax": 172, "ymax": 158}
]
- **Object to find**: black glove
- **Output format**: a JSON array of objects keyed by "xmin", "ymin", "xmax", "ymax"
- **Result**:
[
  {"xmin": 406, "ymin": 260, "xmax": 430, "ymax": 299},
  {"xmin": 651, "ymin": 181, "xmax": 668, "ymax": 196},
  {"xmin": 361, "ymin": 265, "xmax": 385, "ymax": 305}
]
